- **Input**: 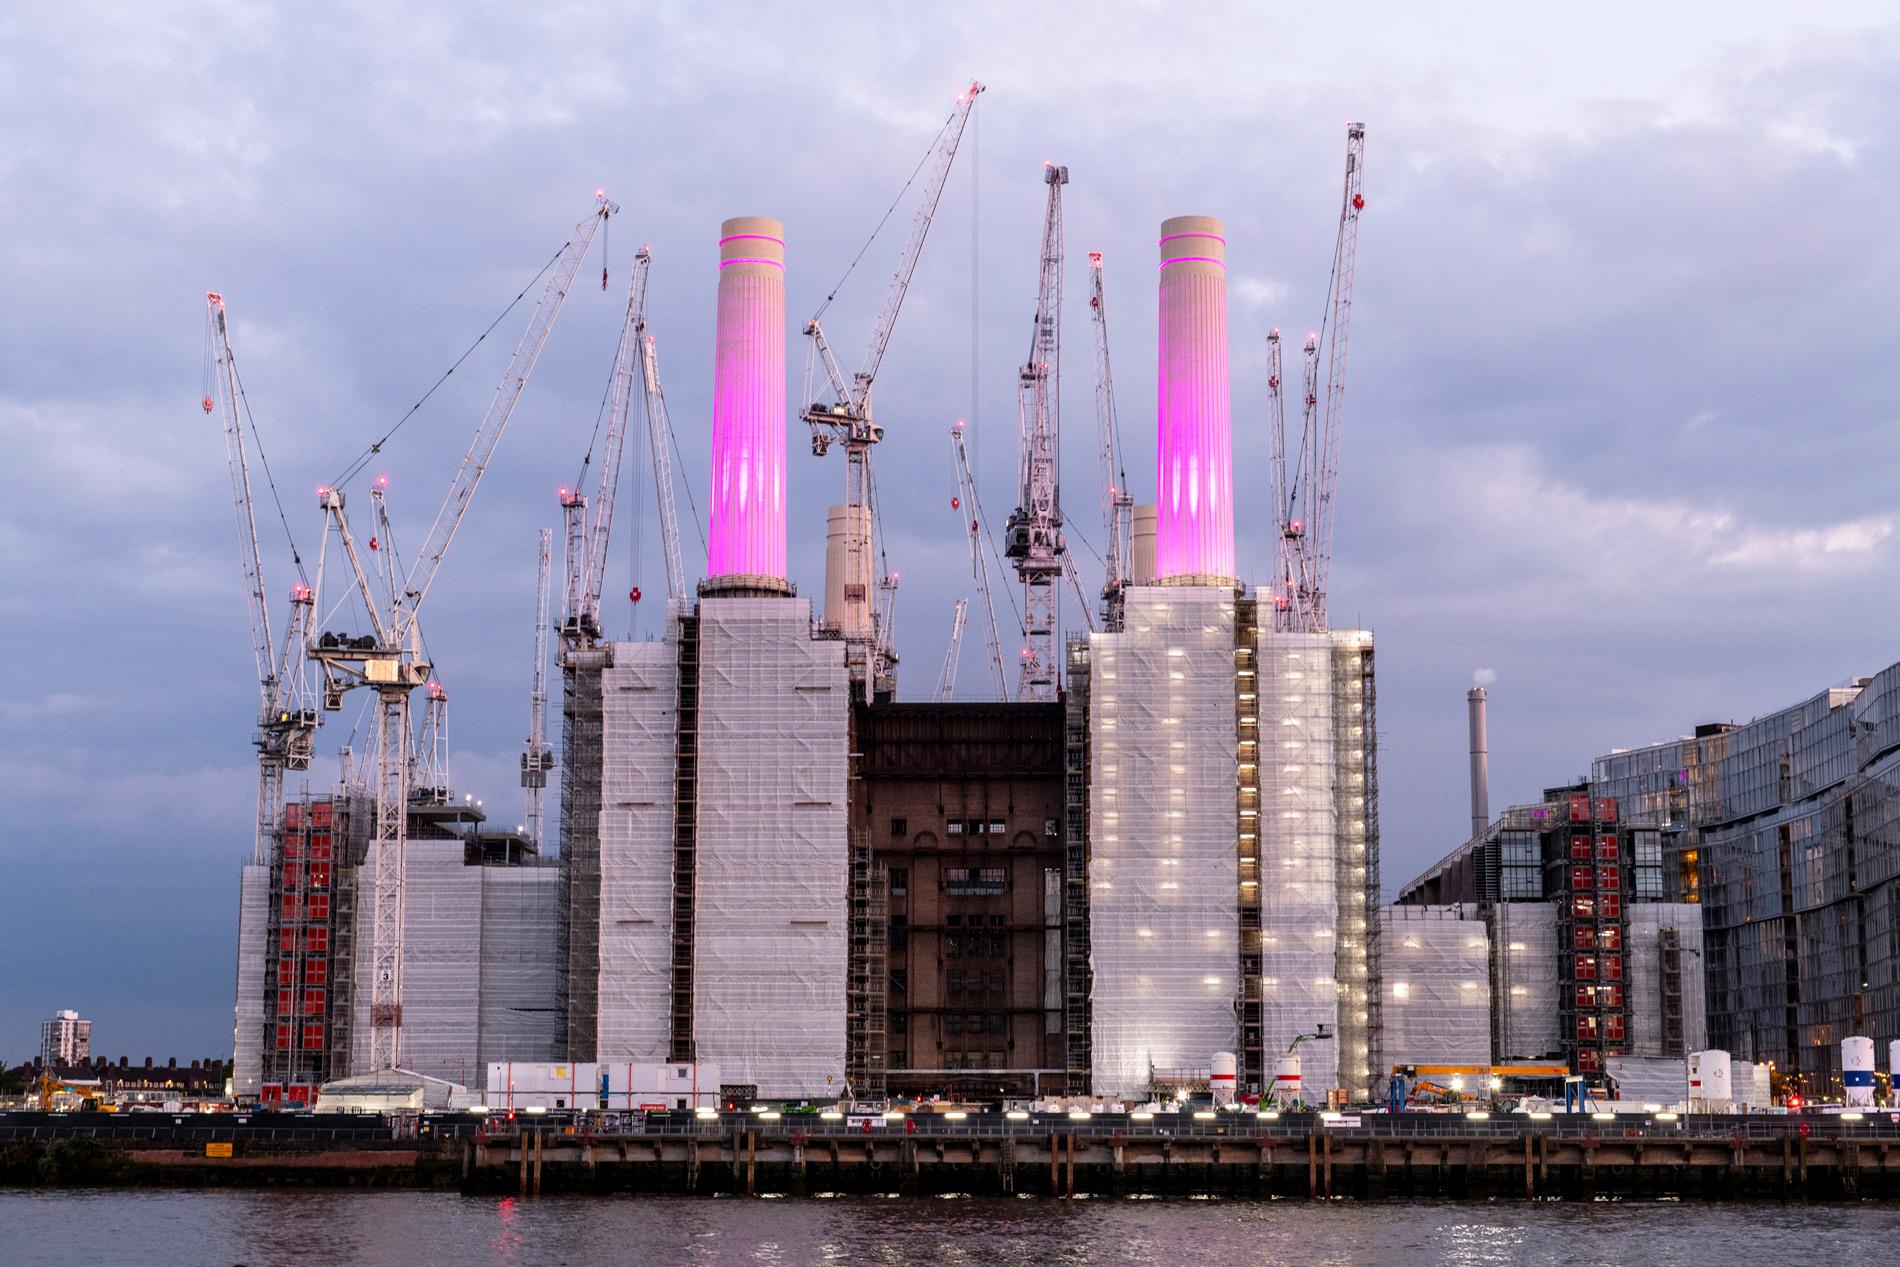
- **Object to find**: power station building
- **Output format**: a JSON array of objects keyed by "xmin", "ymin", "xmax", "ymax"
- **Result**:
[{"xmin": 235, "ymin": 211, "xmax": 1383, "ymax": 1106}]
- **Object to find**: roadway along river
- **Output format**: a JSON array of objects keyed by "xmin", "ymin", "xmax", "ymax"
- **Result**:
[{"xmin": 3, "ymin": 1190, "xmax": 1897, "ymax": 1265}]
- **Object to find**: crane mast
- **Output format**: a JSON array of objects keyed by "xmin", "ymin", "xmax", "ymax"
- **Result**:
[
  {"xmin": 950, "ymin": 422, "xmax": 1008, "ymax": 698},
  {"xmin": 522, "ymin": 529, "xmax": 554, "ymax": 845},
  {"xmin": 1004, "ymin": 163, "xmax": 1067, "ymax": 701},
  {"xmin": 416, "ymin": 678, "xmax": 450, "ymax": 805},
  {"xmin": 310, "ymin": 194, "xmax": 613, "ymax": 1071},
  {"xmin": 204, "ymin": 293, "xmax": 317, "ymax": 867},
  {"xmin": 934, "ymin": 598, "xmax": 969, "ymax": 702},
  {"xmin": 1275, "ymin": 123, "xmax": 1366, "ymax": 633},
  {"xmin": 802, "ymin": 82, "xmax": 984, "ymax": 693},
  {"xmin": 1265, "ymin": 330, "xmax": 1292, "ymax": 619},
  {"xmin": 1086, "ymin": 253, "xmax": 1134, "ymax": 632}
]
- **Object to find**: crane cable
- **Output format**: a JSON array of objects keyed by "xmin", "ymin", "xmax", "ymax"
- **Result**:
[{"xmin": 329, "ymin": 242, "xmax": 567, "ymax": 491}]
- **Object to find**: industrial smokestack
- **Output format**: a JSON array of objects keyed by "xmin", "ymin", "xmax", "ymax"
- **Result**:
[
  {"xmin": 706, "ymin": 216, "xmax": 787, "ymax": 589},
  {"xmin": 1131, "ymin": 503, "xmax": 1158, "ymax": 585},
  {"xmin": 1154, "ymin": 215, "xmax": 1234, "ymax": 586},
  {"xmin": 1467, "ymin": 686, "xmax": 1490, "ymax": 839}
]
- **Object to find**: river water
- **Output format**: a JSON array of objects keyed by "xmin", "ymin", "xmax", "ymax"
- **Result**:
[{"xmin": 2, "ymin": 1190, "xmax": 1890, "ymax": 1265}]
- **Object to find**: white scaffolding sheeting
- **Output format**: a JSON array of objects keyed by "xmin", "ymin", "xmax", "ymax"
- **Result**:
[
  {"xmin": 1258, "ymin": 631, "xmax": 1339, "ymax": 1095},
  {"xmin": 693, "ymin": 598, "xmax": 849, "ymax": 1097},
  {"xmin": 232, "ymin": 865, "xmax": 270, "ymax": 1098},
  {"xmin": 1378, "ymin": 905, "xmax": 1491, "ymax": 1070},
  {"xmin": 1605, "ymin": 1054, "xmax": 1688, "ymax": 1106},
  {"xmin": 1627, "ymin": 902, "xmax": 1706, "ymax": 1056},
  {"xmin": 596, "ymin": 637, "xmax": 679, "ymax": 1063},
  {"xmin": 1494, "ymin": 902, "xmax": 1560, "ymax": 1061},
  {"xmin": 376, "ymin": 840, "xmax": 482, "ymax": 1087},
  {"xmin": 1329, "ymin": 630, "xmax": 1375, "ymax": 1097},
  {"xmin": 347, "ymin": 842, "xmax": 563, "ymax": 1086},
  {"xmin": 478, "ymin": 865, "xmax": 563, "ymax": 1063},
  {"xmin": 1089, "ymin": 587, "xmax": 1240, "ymax": 1098}
]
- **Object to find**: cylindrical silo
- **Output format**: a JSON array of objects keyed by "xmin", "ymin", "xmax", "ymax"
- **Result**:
[
  {"xmin": 706, "ymin": 216, "xmax": 788, "ymax": 591},
  {"xmin": 1844, "ymin": 1036, "xmax": 1876, "ymax": 1107},
  {"xmin": 1270, "ymin": 1053, "xmax": 1302, "ymax": 1108},
  {"xmin": 1210, "ymin": 1051, "xmax": 1237, "ymax": 1107},
  {"xmin": 1688, "ymin": 1049, "xmax": 1732, "ymax": 1112},
  {"xmin": 1131, "ymin": 503, "xmax": 1158, "ymax": 585},
  {"xmin": 1154, "ymin": 216, "xmax": 1234, "ymax": 586}
]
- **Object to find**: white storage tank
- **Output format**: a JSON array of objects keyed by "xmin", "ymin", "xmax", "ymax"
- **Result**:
[
  {"xmin": 1687, "ymin": 1050, "xmax": 1732, "ymax": 1112},
  {"xmin": 1844, "ymin": 1036, "xmax": 1876, "ymax": 1108},
  {"xmin": 1210, "ymin": 1051, "xmax": 1237, "ymax": 1107},
  {"xmin": 1269, "ymin": 1054, "xmax": 1302, "ymax": 1108}
]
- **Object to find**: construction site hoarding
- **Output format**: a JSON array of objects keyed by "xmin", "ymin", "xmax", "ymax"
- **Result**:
[
  {"xmin": 1088, "ymin": 587, "xmax": 1240, "ymax": 1098},
  {"xmin": 692, "ymin": 597, "xmax": 849, "ymax": 1097}
]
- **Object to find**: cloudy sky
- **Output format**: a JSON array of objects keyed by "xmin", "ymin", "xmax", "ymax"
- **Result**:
[{"xmin": 4, "ymin": 1, "xmax": 1898, "ymax": 1061}]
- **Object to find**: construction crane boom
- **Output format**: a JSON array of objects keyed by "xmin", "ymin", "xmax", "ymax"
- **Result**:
[
  {"xmin": 1005, "ymin": 163, "xmax": 1068, "ymax": 701},
  {"xmin": 1266, "ymin": 329, "xmax": 1292, "ymax": 619},
  {"xmin": 1086, "ymin": 253, "xmax": 1134, "ymax": 631},
  {"xmin": 802, "ymin": 82, "xmax": 984, "ymax": 695},
  {"xmin": 204, "ymin": 293, "xmax": 317, "ymax": 871},
  {"xmin": 309, "ymin": 193, "xmax": 613, "ymax": 1072},
  {"xmin": 934, "ymin": 598, "xmax": 969, "ymax": 702},
  {"xmin": 400, "ymin": 194, "xmax": 616, "ymax": 636},
  {"xmin": 950, "ymin": 422, "xmax": 1008, "ymax": 698},
  {"xmin": 1276, "ymin": 123, "xmax": 1366, "ymax": 633},
  {"xmin": 637, "ymin": 321, "xmax": 686, "ymax": 607},
  {"xmin": 205, "ymin": 294, "xmax": 273, "ymax": 705},
  {"xmin": 522, "ymin": 529, "xmax": 554, "ymax": 844}
]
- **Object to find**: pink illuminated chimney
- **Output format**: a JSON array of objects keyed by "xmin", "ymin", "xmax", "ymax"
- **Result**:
[
  {"xmin": 1154, "ymin": 215, "xmax": 1235, "ymax": 585},
  {"xmin": 706, "ymin": 215, "xmax": 787, "ymax": 589}
]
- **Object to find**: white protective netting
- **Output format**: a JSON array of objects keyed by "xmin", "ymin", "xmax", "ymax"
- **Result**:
[
  {"xmin": 1257, "ymin": 631, "xmax": 1341, "ymax": 1095},
  {"xmin": 232, "ymin": 865, "xmax": 270, "ymax": 1097},
  {"xmin": 596, "ymin": 637, "xmax": 680, "ymax": 1063},
  {"xmin": 1088, "ymin": 587, "xmax": 1240, "ymax": 1099},
  {"xmin": 1378, "ymin": 904, "xmax": 1492, "ymax": 1070},
  {"xmin": 371, "ymin": 839, "xmax": 482, "ymax": 1086},
  {"xmin": 1494, "ymin": 902, "xmax": 1561, "ymax": 1061},
  {"xmin": 478, "ymin": 864, "xmax": 563, "ymax": 1064},
  {"xmin": 693, "ymin": 597, "xmax": 849, "ymax": 1097},
  {"xmin": 1627, "ymin": 902, "xmax": 1707, "ymax": 1056}
]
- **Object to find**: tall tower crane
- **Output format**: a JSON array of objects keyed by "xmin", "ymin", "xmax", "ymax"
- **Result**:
[
  {"xmin": 311, "ymin": 193, "xmax": 614, "ymax": 1071},
  {"xmin": 934, "ymin": 598, "xmax": 969, "ymax": 702},
  {"xmin": 561, "ymin": 246, "xmax": 684, "ymax": 657},
  {"xmin": 521, "ymin": 529, "xmax": 554, "ymax": 845},
  {"xmin": 1086, "ymin": 252, "xmax": 1134, "ymax": 632},
  {"xmin": 950, "ymin": 421, "xmax": 1008, "ymax": 698},
  {"xmin": 1004, "ymin": 163, "xmax": 1068, "ymax": 701},
  {"xmin": 1273, "ymin": 122, "xmax": 1366, "ymax": 633},
  {"xmin": 802, "ymin": 81, "xmax": 984, "ymax": 694},
  {"xmin": 203, "ymin": 293, "xmax": 317, "ymax": 867}
]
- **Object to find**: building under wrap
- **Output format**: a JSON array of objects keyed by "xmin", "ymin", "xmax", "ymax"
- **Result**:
[
  {"xmin": 1087, "ymin": 587, "xmax": 1241, "ymax": 1098},
  {"xmin": 691, "ymin": 596, "xmax": 849, "ymax": 1097},
  {"xmin": 594, "ymin": 636, "xmax": 678, "ymax": 1064},
  {"xmin": 347, "ymin": 838, "xmax": 562, "ymax": 1087},
  {"xmin": 1379, "ymin": 905, "xmax": 1491, "ymax": 1071},
  {"xmin": 1084, "ymin": 586, "xmax": 1378, "ymax": 1101}
]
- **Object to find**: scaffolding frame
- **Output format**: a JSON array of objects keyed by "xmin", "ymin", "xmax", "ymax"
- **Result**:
[{"xmin": 847, "ymin": 831, "xmax": 889, "ymax": 1100}]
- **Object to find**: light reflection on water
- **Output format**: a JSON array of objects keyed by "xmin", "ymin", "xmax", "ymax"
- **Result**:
[{"xmin": 5, "ymin": 1191, "xmax": 1898, "ymax": 1267}]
